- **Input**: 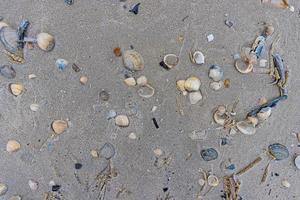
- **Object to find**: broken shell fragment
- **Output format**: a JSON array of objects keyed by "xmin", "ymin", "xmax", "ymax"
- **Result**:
[
  {"xmin": 257, "ymin": 107, "xmax": 272, "ymax": 121},
  {"xmin": 36, "ymin": 33, "xmax": 55, "ymax": 51},
  {"xmin": 210, "ymin": 81, "xmax": 223, "ymax": 91},
  {"xmin": 0, "ymin": 183, "xmax": 8, "ymax": 196},
  {"xmin": 123, "ymin": 50, "xmax": 144, "ymax": 71},
  {"xmin": 30, "ymin": 103, "xmax": 39, "ymax": 112},
  {"xmin": 51, "ymin": 120, "xmax": 68, "ymax": 134},
  {"xmin": 0, "ymin": 65, "xmax": 16, "ymax": 79},
  {"xmin": 161, "ymin": 54, "xmax": 179, "ymax": 69},
  {"xmin": 190, "ymin": 51, "xmax": 205, "ymax": 65},
  {"xmin": 189, "ymin": 91, "xmax": 202, "ymax": 104},
  {"xmin": 294, "ymin": 155, "xmax": 300, "ymax": 169},
  {"xmin": 268, "ymin": 143, "xmax": 289, "ymax": 160},
  {"xmin": 6, "ymin": 140, "xmax": 21, "ymax": 153},
  {"xmin": 9, "ymin": 83, "xmax": 24, "ymax": 96},
  {"xmin": 236, "ymin": 120, "xmax": 256, "ymax": 135},
  {"xmin": 184, "ymin": 76, "xmax": 201, "ymax": 92},
  {"xmin": 128, "ymin": 132, "xmax": 137, "ymax": 140},
  {"xmin": 136, "ymin": 76, "xmax": 148, "ymax": 86},
  {"xmin": 281, "ymin": 180, "xmax": 291, "ymax": 188},
  {"xmin": 209, "ymin": 65, "xmax": 223, "ymax": 81},
  {"xmin": 0, "ymin": 21, "xmax": 8, "ymax": 30},
  {"xmin": 207, "ymin": 175, "xmax": 219, "ymax": 187},
  {"xmin": 259, "ymin": 96, "xmax": 268, "ymax": 105},
  {"xmin": 217, "ymin": 105, "xmax": 226, "ymax": 115},
  {"xmin": 138, "ymin": 84, "xmax": 155, "ymax": 98},
  {"xmin": 261, "ymin": 0, "xmax": 290, "ymax": 9},
  {"xmin": 115, "ymin": 115, "xmax": 129, "ymax": 127},
  {"xmin": 28, "ymin": 179, "xmax": 39, "ymax": 191},
  {"xmin": 55, "ymin": 59, "xmax": 68, "ymax": 70},
  {"xmin": 124, "ymin": 77, "xmax": 136, "ymax": 86},
  {"xmin": 246, "ymin": 116, "xmax": 258, "ymax": 126},
  {"xmin": 90, "ymin": 150, "xmax": 99, "ymax": 158},
  {"xmin": 79, "ymin": 76, "xmax": 88, "ymax": 85},
  {"xmin": 213, "ymin": 106, "xmax": 227, "ymax": 125},
  {"xmin": 176, "ymin": 80, "xmax": 186, "ymax": 92},
  {"xmin": 200, "ymin": 148, "xmax": 218, "ymax": 161},
  {"xmin": 265, "ymin": 25, "xmax": 275, "ymax": 36}
]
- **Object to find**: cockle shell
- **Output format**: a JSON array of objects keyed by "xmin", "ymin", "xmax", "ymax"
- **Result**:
[
  {"xmin": 51, "ymin": 120, "xmax": 68, "ymax": 134},
  {"xmin": 9, "ymin": 83, "xmax": 24, "ymax": 96},
  {"xmin": 236, "ymin": 120, "xmax": 256, "ymax": 135},
  {"xmin": 115, "ymin": 115, "xmax": 129, "ymax": 127},
  {"xmin": 6, "ymin": 140, "xmax": 21, "ymax": 153},
  {"xmin": 136, "ymin": 76, "xmax": 148, "ymax": 86},
  {"xmin": 209, "ymin": 65, "xmax": 223, "ymax": 81},
  {"xmin": 257, "ymin": 107, "xmax": 272, "ymax": 121},
  {"xmin": 210, "ymin": 81, "xmax": 223, "ymax": 91},
  {"xmin": 184, "ymin": 76, "xmax": 201, "ymax": 92},
  {"xmin": 207, "ymin": 175, "xmax": 219, "ymax": 187},
  {"xmin": 36, "ymin": 33, "xmax": 55, "ymax": 51},
  {"xmin": 123, "ymin": 50, "xmax": 144, "ymax": 71},
  {"xmin": 124, "ymin": 77, "xmax": 136, "ymax": 86},
  {"xmin": 268, "ymin": 143, "xmax": 289, "ymax": 160},
  {"xmin": 191, "ymin": 51, "xmax": 205, "ymax": 65},
  {"xmin": 189, "ymin": 91, "xmax": 202, "ymax": 104}
]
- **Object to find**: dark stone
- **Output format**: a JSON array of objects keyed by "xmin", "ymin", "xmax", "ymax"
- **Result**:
[
  {"xmin": 52, "ymin": 185, "xmax": 61, "ymax": 192},
  {"xmin": 75, "ymin": 163, "xmax": 82, "ymax": 170}
]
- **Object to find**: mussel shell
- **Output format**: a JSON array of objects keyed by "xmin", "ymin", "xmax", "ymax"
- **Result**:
[
  {"xmin": 209, "ymin": 65, "xmax": 223, "ymax": 82},
  {"xmin": 268, "ymin": 143, "xmax": 289, "ymax": 160},
  {"xmin": 0, "ymin": 65, "xmax": 16, "ymax": 79},
  {"xmin": 200, "ymin": 148, "xmax": 218, "ymax": 161},
  {"xmin": 123, "ymin": 50, "xmax": 144, "ymax": 71}
]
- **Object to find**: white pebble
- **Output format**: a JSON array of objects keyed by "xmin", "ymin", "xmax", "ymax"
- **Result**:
[
  {"xmin": 30, "ymin": 104, "xmax": 39, "ymax": 112},
  {"xmin": 281, "ymin": 180, "xmax": 291, "ymax": 188},
  {"xmin": 207, "ymin": 34, "xmax": 214, "ymax": 42},
  {"xmin": 128, "ymin": 132, "xmax": 137, "ymax": 140}
]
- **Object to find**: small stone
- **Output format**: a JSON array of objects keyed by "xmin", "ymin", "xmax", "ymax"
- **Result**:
[
  {"xmin": 113, "ymin": 47, "xmax": 122, "ymax": 57},
  {"xmin": 115, "ymin": 115, "xmax": 129, "ymax": 127},
  {"xmin": 28, "ymin": 179, "xmax": 39, "ymax": 191},
  {"xmin": 0, "ymin": 183, "xmax": 8, "ymax": 196},
  {"xmin": 90, "ymin": 150, "xmax": 98, "ymax": 158},
  {"xmin": 233, "ymin": 53, "xmax": 240, "ymax": 60},
  {"xmin": 6, "ymin": 140, "xmax": 21, "ymax": 153},
  {"xmin": 224, "ymin": 20, "xmax": 234, "ymax": 28},
  {"xmin": 9, "ymin": 195, "xmax": 22, "ymax": 200},
  {"xmin": 128, "ymin": 132, "xmax": 137, "ymax": 140},
  {"xmin": 75, "ymin": 163, "xmax": 83, "ymax": 169},
  {"xmin": 151, "ymin": 106, "xmax": 157, "ymax": 112},
  {"xmin": 153, "ymin": 148, "xmax": 163, "ymax": 157},
  {"xmin": 106, "ymin": 110, "xmax": 117, "ymax": 120},
  {"xmin": 100, "ymin": 142, "xmax": 115, "ymax": 159},
  {"xmin": 281, "ymin": 180, "xmax": 291, "ymax": 188},
  {"xmin": 55, "ymin": 59, "xmax": 68, "ymax": 70},
  {"xmin": 99, "ymin": 90, "xmax": 110, "ymax": 101},
  {"xmin": 207, "ymin": 34, "xmax": 214, "ymax": 42},
  {"xmin": 79, "ymin": 76, "xmax": 88, "ymax": 85}
]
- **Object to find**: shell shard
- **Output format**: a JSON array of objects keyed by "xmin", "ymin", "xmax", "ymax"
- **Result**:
[
  {"xmin": 209, "ymin": 65, "xmax": 223, "ymax": 81},
  {"xmin": 257, "ymin": 107, "xmax": 272, "ymax": 121},
  {"xmin": 268, "ymin": 143, "xmax": 289, "ymax": 160},
  {"xmin": 191, "ymin": 51, "xmax": 205, "ymax": 65},
  {"xmin": 123, "ymin": 50, "xmax": 144, "ymax": 71},
  {"xmin": 189, "ymin": 91, "xmax": 202, "ymax": 104},
  {"xmin": 236, "ymin": 120, "xmax": 256, "ymax": 135}
]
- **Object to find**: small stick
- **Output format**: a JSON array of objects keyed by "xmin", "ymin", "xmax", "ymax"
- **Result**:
[
  {"xmin": 269, "ymin": 35, "xmax": 280, "ymax": 76},
  {"xmin": 261, "ymin": 162, "xmax": 270, "ymax": 183},
  {"xmin": 236, "ymin": 156, "xmax": 262, "ymax": 176}
]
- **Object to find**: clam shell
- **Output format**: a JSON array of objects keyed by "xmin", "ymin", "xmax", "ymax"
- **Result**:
[
  {"xmin": 163, "ymin": 54, "xmax": 179, "ymax": 69},
  {"xmin": 0, "ymin": 65, "xmax": 16, "ymax": 79},
  {"xmin": 257, "ymin": 107, "xmax": 272, "ymax": 121},
  {"xmin": 9, "ymin": 83, "xmax": 24, "ymax": 96},
  {"xmin": 28, "ymin": 179, "xmax": 39, "ymax": 191},
  {"xmin": 100, "ymin": 142, "xmax": 115, "ymax": 159},
  {"xmin": 79, "ymin": 76, "xmax": 88, "ymax": 85},
  {"xmin": 136, "ymin": 76, "xmax": 148, "ymax": 86},
  {"xmin": 0, "ymin": 183, "xmax": 8, "ymax": 196},
  {"xmin": 115, "ymin": 115, "xmax": 129, "ymax": 127},
  {"xmin": 236, "ymin": 120, "xmax": 256, "ymax": 135},
  {"xmin": 37, "ymin": 33, "xmax": 55, "ymax": 51},
  {"xmin": 261, "ymin": 0, "xmax": 290, "ymax": 9},
  {"xmin": 184, "ymin": 76, "xmax": 201, "ymax": 92},
  {"xmin": 294, "ymin": 155, "xmax": 300, "ymax": 169},
  {"xmin": 207, "ymin": 175, "xmax": 219, "ymax": 187},
  {"xmin": 209, "ymin": 65, "xmax": 223, "ymax": 81},
  {"xmin": 192, "ymin": 51, "xmax": 205, "ymax": 65},
  {"xmin": 6, "ymin": 140, "xmax": 21, "ymax": 152},
  {"xmin": 281, "ymin": 180, "xmax": 291, "ymax": 188},
  {"xmin": 200, "ymin": 148, "xmax": 218, "ymax": 161},
  {"xmin": 30, "ymin": 103, "xmax": 39, "ymax": 112},
  {"xmin": 210, "ymin": 81, "xmax": 223, "ymax": 91},
  {"xmin": 268, "ymin": 143, "xmax": 289, "ymax": 160},
  {"xmin": 51, "ymin": 120, "xmax": 68, "ymax": 134},
  {"xmin": 124, "ymin": 77, "xmax": 136, "ymax": 86},
  {"xmin": 189, "ymin": 91, "xmax": 202, "ymax": 104},
  {"xmin": 123, "ymin": 50, "xmax": 144, "ymax": 71},
  {"xmin": 176, "ymin": 80, "xmax": 186, "ymax": 92}
]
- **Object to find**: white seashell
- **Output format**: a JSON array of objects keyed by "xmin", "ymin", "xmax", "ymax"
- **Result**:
[
  {"xmin": 37, "ymin": 33, "xmax": 55, "ymax": 51},
  {"xmin": 123, "ymin": 50, "xmax": 144, "ymax": 71},
  {"xmin": 28, "ymin": 74, "xmax": 37, "ymax": 79},
  {"xmin": 236, "ymin": 120, "xmax": 256, "ymax": 135},
  {"xmin": 153, "ymin": 148, "xmax": 163, "ymax": 157},
  {"xmin": 210, "ymin": 81, "xmax": 223, "ymax": 91},
  {"xmin": 289, "ymin": 5, "xmax": 295, "ymax": 12},
  {"xmin": 128, "ymin": 132, "xmax": 137, "ymax": 140},
  {"xmin": 192, "ymin": 51, "xmax": 205, "ymax": 65},
  {"xmin": 90, "ymin": 150, "xmax": 99, "ymax": 158},
  {"xmin": 184, "ymin": 76, "xmax": 201, "ymax": 92},
  {"xmin": 163, "ymin": 54, "xmax": 179, "ymax": 69},
  {"xmin": 281, "ymin": 180, "xmax": 291, "ymax": 188},
  {"xmin": 294, "ymin": 155, "xmax": 300, "ymax": 169},
  {"xmin": 229, "ymin": 128, "xmax": 238, "ymax": 135},
  {"xmin": 115, "ymin": 115, "xmax": 129, "ymax": 127},
  {"xmin": 9, "ymin": 83, "xmax": 25, "ymax": 96},
  {"xmin": 136, "ymin": 76, "xmax": 148, "ymax": 86},
  {"xmin": 189, "ymin": 91, "xmax": 202, "ymax": 104},
  {"xmin": 124, "ymin": 77, "xmax": 136, "ymax": 86},
  {"xmin": 182, "ymin": 91, "xmax": 188, "ymax": 96},
  {"xmin": 209, "ymin": 65, "xmax": 223, "ymax": 81},
  {"xmin": 176, "ymin": 80, "xmax": 186, "ymax": 92},
  {"xmin": 28, "ymin": 179, "xmax": 39, "ymax": 191},
  {"xmin": 6, "ymin": 140, "xmax": 21, "ymax": 152},
  {"xmin": 257, "ymin": 107, "xmax": 272, "ymax": 121},
  {"xmin": 207, "ymin": 175, "xmax": 219, "ymax": 187},
  {"xmin": 79, "ymin": 76, "xmax": 88, "ymax": 85},
  {"xmin": 30, "ymin": 103, "xmax": 39, "ymax": 112},
  {"xmin": 0, "ymin": 183, "xmax": 8, "ymax": 196},
  {"xmin": 207, "ymin": 34, "xmax": 214, "ymax": 42}
]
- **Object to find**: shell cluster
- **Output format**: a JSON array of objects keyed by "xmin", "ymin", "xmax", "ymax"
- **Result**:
[{"xmin": 176, "ymin": 76, "xmax": 203, "ymax": 104}]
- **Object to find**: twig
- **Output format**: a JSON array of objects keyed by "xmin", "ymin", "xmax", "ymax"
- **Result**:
[{"xmin": 236, "ymin": 156, "xmax": 262, "ymax": 176}]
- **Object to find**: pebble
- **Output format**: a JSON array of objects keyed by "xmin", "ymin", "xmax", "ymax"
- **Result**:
[
  {"xmin": 294, "ymin": 155, "xmax": 300, "ymax": 169},
  {"xmin": 200, "ymin": 148, "xmax": 218, "ymax": 161},
  {"xmin": 9, "ymin": 196, "xmax": 22, "ymax": 200},
  {"xmin": 115, "ymin": 115, "xmax": 129, "ymax": 127},
  {"xmin": 6, "ymin": 140, "xmax": 21, "ymax": 153},
  {"xmin": 0, "ymin": 183, "xmax": 8, "ymax": 196},
  {"xmin": 128, "ymin": 132, "xmax": 137, "ymax": 140},
  {"xmin": 153, "ymin": 148, "xmax": 163, "ymax": 157},
  {"xmin": 75, "ymin": 163, "xmax": 83, "ymax": 169},
  {"xmin": 28, "ymin": 179, "xmax": 39, "ymax": 191},
  {"xmin": 90, "ymin": 149, "xmax": 99, "ymax": 158},
  {"xmin": 151, "ymin": 106, "xmax": 158, "ymax": 112},
  {"xmin": 79, "ymin": 76, "xmax": 88, "ymax": 85},
  {"xmin": 281, "ymin": 180, "xmax": 291, "ymax": 188},
  {"xmin": 113, "ymin": 47, "xmax": 122, "ymax": 57},
  {"xmin": 106, "ymin": 110, "xmax": 117, "ymax": 120},
  {"xmin": 207, "ymin": 34, "xmax": 214, "ymax": 42},
  {"xmin": 100, "ymin": 142, "xmax": 115, "ymax": 159}
]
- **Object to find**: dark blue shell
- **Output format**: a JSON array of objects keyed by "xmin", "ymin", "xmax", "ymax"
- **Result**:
[
  {"xmin": 201, "ymin": 148, "xmax": 218, "ymax": 161},
  {"xmin": 268, "ymin": 143, "xmax": 289, "ymax": 161}
]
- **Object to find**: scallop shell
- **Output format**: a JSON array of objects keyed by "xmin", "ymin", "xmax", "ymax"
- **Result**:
[
  {"xmin": 176, "ymin": 80, "xmax": 186, "ymax": 92},
  {"xmin": 236, "ymin": 120, "xmax": 256, "ymax": 135},
  {"xmin": 210, "ymin": 81, "xmax": 223, "ymax": 91},
  {"xmin": 79, "ymin": 76, "xmax": 88, "ymax": 85},
  {"xmin": 294, "ymin": 155, "xmax": 300, "ymax": 169},
  {"xmin": 6, "ymin": 140, "xmax": 21, "ymax": 153},
  {"xmin": 189, "ymin": 91, "xmax": 202, "ymax": 104},
  {"xmin": 9, "ymin": 83, "xmax": 24, "ymax": 96},
  {"xmin": 200, "ymin": 148, "xmax": 218, "ymax": 161},
  {"xmin": 123, "ymin": 50, "xmax": 144, "ymax": 71},
  {"xmin": 0, "ymin": 65, "xmax": 16, "ymax": 79},
  {"xmin": 191, "ymin": 51, "xmax": 205, "ymax": 65},
  {"xmin": 268, "ymin": 143, "xmax": 289, "ymax": 160},
  {"xmin": 163, "ymin": 54, "xmax": 179, "ymax": 69},
  {"xmin": 30, "ymin": 103, "xmax": 39, "ymax": 112},
  {"xmin": 209, "ymin": 65, "xmax": 223, "ymax": 81},
  {"xmin": 37, "ymin": 33, "xmax": 55, "ymax": 51},
  {"xmin": 51, "ymin": 120, "xmax": 68, "ymax": 134},
  {"xmin": 0, "ymin": 183, "xmax": 8, "ymax": 196},
  {"xmin": 257, "ymin": 107, "xmax": 272, "ymax": 121},
  {"xmin": 207, "ymin": 175, "xmax": 219, "ymax": 187},
  {"xmin": 136, "ymin": 76, "xmax": 148, "ymax": 86},
  {"xmin": 124, "ymin": 77, "xmax": 136, "ymax": 86},
  {"xmin": 184, "ymin": 76, "xmax": 201, "ymax": 92},
  {"xmin": 115, "ymin": 115, "xmax": 129, "ymax": 127}
]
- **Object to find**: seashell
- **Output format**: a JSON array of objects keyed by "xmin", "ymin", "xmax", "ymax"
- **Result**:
[
  {"xmin": 209, "ymin": 65, "xmax": 223, "ymax": 81},
  {"xmin": 124, "ymin": 77, "xmax": 136, "ymax": 86},
  {"xmin": 0, "ymin": 183, "xmax": 8, "ymax": 196},
  {"xmin": 113, "ymin": 47, "xmax": 122, "ymax": 57},
  {"xmin": 198, "ymin": 179, "xmax": 206, "ymax": 186},
  {"xmin": 257, "ymin": 107, "xmax": 272, "ymax": 121},
  {"xmin": 213, "ymin": 106, "xmax": 227, "ymax": 126},
  {"xmin": 191, "ymin": 51, "xmax": 205, "ymax": 65},
  {"xmin": 55, "ymin": 59, "xmax": 68, "ymax": 70},
  {"xmin": 153, "ymin": 148, "xmax": 163, "ymax": 157},
  {"xmin": 261, "ymin": 0, "xmax": 290, "ymax": 9},
  {"xmin": 268, "ymin": 143, "xmax": 289, "ymax": 160},
  {"xmin": 79, "ymin": 76, "xmax": 88, "ymax": 85},
  {"xmin": 123, "ymin": 50, "xmax": 144, "ymax": 71},
  {"xmin": 36, "ymin": 33, "xmax": 55, "ymax": 51},
  {"xmin": 281, "ymin": 180, "xmax": 291, "ymax": 188},
  {"xmin": 128, "ymin": 132, "xmax": 137, "ymax": 140},
  {"xmin": 9, "ymin": 195, "xmax": 21, "ymax": 200},
  {"xmin": 176, "ymin": 80, "xmax": 186, "ymax": 92},
  {"xmin": 217, "ymin": 105, "xmax": 226, "ymax": 115},
  {"xmin": 246, "ymin": 116, "xmax": 258, "ymax": 126},
  {"xmin": 294, "ymin": 155, "xmax": 300, "ymax": 169},
  {"xmin": 115, "ymin": 115, "xmax": 129, "ymax": 127},
  {"xmin": 0, "ymin": 21, "xmax": 8, "ymax": 30},
  {"xmin": 0, "ymin": 65, "xmax": 16, "ymax": 79},
  {"xmin": 265, "ymin": 25, "xmax": 275, "ymax": 36},
  {"xmin": 189, "ymin": 91, "xmax": 202, "ymax": 104},
  {"xmin": 207, "ymin": 34, "xmax": 214, "ymax": 42},
  {"xmin": 236, "ymin": 120, "xmax": 256, "ymax": 135},
  {"xmin": 100, "ymin": 142, "xmax": 115, "ymax": 159},
  {"xmin": 28, "ymin": 179, "xmax": 39, "ymax": 191},
  {"xmin": 138, "ymin": 84, "xmax": 155, "ymax": 98},
  {"xmin": 136, "ymin": 76, "xmax": 147, "ymax": 86},
  {"xmin": 30, "ymin": 103, "xmax": 39, "ymax": 112},
  {"xmin": 99, "ymin": 90, "xmax": 110, "ymax": 101},
  {"xmin": 6, "ymin": 140, "xmax": 21, "ymax": 153},
  {"xmin": 51, "ymin": 120, "xmax": 68, "ymax": 134},
  {"xmin": 189, "ymin": 130, "xmax": 206, "ymax": 140},
  {"xmin": 28, "ymin": 74, "xmax": 37, "ymax": 79},
  {"xmin": 9, "ymin": 83, "xmax": 24, "ymax": 96},
  {"xmin": 207, "ymin": 175, "xmax": 219, "ymax": 187},
  {"xmin": 184, "ymin": 76, "xmax": 201, "ymax": 92},
  {"xmin": 210, "ymin": 81, "xmax": 223, "ymax": 91},
  {"xmin": 200, "ymin": 148, "xmax": 218, "ymax": 161},
  {"xmin": 224, "ymin": 79, "xmax": 230, "ymax": 88},
  {"xmin": 90, "ymin": 149, "xmax": 99, "ymax": 158},
  {"xmin": 161, "ymin": 54, "xmax": 179, "ymax": 69}
]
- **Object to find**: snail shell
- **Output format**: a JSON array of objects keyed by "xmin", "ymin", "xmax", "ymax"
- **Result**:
[
  {"xmin": 184, "ymin": 76, "xmax": 201, "ymax": 92},
  {"xmin": 51, "ymin": 120, "xmax": 68, "ymax": 134},
  {"xmin": 37, "ymin": 33, "xmax": 55, "ymax": 51},
  {"xmin": 6, "ymin": 140, "xmax": 21, "ymax": 153},
  {"xmin": 115, "ymin": 115, "xmax": 129, "ymax": 127},
  {"xmin": 123, "ymin": 50, "xmax": 144, "ymax": 71}
]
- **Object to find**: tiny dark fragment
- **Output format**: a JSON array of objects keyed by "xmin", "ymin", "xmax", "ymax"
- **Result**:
[
  {"xmin": 75, "ymin": 163, "xmax": 83, "ymax": 169},
  {"xmin": 152, "ymin": 118, "xmax": 159, "ymax": 129},
  {"xmin": 129, "ymin": 3, "xmax": 141, "ymax": 15},
  {"xmin": 52, "ymin": 185, "xmax": 61, "ymax": 192}
]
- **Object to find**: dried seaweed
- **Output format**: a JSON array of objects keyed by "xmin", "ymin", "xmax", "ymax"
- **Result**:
[{"xmin": 223, "ymin": 175, "xmax": 241, "ymax": 200}]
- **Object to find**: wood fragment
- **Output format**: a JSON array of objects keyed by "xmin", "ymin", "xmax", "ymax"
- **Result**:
[
  {"xmin": 261, "ymin": 162, "xmax": 270, "ymax": 183},
  {"xmin": 236, "ymin": 156, "xmax": 262, "ymax": 176}
]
